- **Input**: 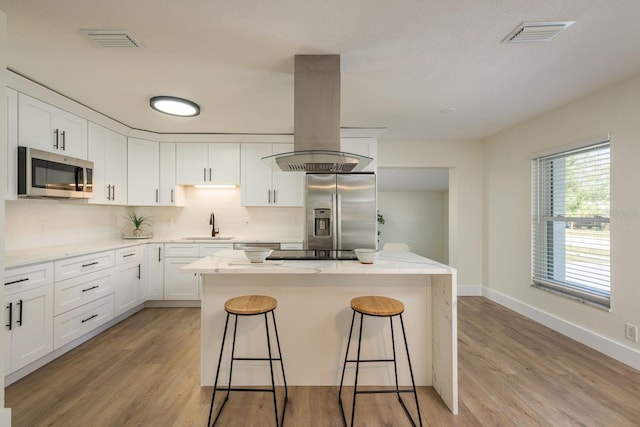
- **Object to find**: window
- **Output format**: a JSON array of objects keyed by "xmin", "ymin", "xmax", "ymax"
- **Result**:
[{"xmin": 532, "ymin": 138, "xmax": 610, "ymax": 308}]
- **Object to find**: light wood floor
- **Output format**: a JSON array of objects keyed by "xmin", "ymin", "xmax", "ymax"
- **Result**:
[{"xmin": 5, "ymin": 297, "xmax": 640, "ymax": 426}]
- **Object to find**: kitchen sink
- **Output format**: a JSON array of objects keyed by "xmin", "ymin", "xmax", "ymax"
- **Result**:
[{"xmin": 181, "ymin": 236, "xmax": 235, "ymax": 240}]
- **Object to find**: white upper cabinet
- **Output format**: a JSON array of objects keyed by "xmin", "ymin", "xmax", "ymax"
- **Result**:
[
  {"xmin": 241, "ymin": 143, "xmax": 303, "ymax": 207},
  {"xmin": 18, "ymin": 93, "xmax": 87, "ymax": 159},
  {"xmin": 341, "ymin": 137, "xmax": 378, "ymax": 172},
  {"xmin": 6, "ymin": 87, "xmax": 18, "ymax": 200},
  {"xmin": 127, "ymin": 137, "xmax": 160, "ymax": 206},
  {"xmin": 87, "ymin": 123, "xmax": 128, "ymax": 205},
  {"xmin": 159, "ymin": 143, "xmax": 185, "ymax": 206},
  {"xmin": 176, "ymin": 142, "xmax": 240, "ymax": 185}
]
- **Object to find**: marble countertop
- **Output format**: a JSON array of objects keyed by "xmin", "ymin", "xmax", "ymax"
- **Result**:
[
  {"xmin": 182, "ymin": 250, "xmax": 454, "ymax": 275},
  {"xmin": 4, "ymin": 239, "xmax": 154, "ymax": 269},
  {"xmin": 4, "ymin": 237, "xmax": 303, "ymax": 269}
]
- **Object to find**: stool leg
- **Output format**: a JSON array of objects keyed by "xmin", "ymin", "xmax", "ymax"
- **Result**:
[
  {"xmin": 270, "ymin": 310, "xmax": 288, "ymax": 424},
  {"xmin": 399, "ymin": 313, "xmax": 423, "ymax": 427},
  {"xmin": 350, "ymin": 312, "xmax": 365, "ymax": 427},
  {"xmin": 227, "ymin": 314, "xmax": 240, "ymax": 398},
  {"xmin": 208, "ymin": 312, "xmax": 231, "ymax": 427},
  {"xmin": 264, "ymin": 312, "xmax": 280, "ymax": 426},
  {"xmin": 390, "ymin": 316, "xmax": 400, "ymax": 398},
  {"xmin": 339, "ymin": 310, "xmax": 356, "ymax": 406}
]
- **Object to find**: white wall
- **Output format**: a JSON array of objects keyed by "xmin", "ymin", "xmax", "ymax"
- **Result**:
[
  {"xmin": 483, "ymin": 73, "xmax": 640, "ymax": 368},
  {"xmin": 378, "ymin": 191, "xmax": 447, "ymax": 262},
  {"xmin": 0, "ymin": 8, "xmax": 11, "ymax": 426},
  {"xmin": 378, "ymin": 140, "xmax": 483, "ymax": 292},
  {"xmin": 4, "ymin": 187, "xmax": 304, "ymax": 251}
]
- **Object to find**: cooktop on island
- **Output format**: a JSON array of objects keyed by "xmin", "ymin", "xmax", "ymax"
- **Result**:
[{"xmin": 267, "ymin": 249, "xmax": 358, "ymax": 261}]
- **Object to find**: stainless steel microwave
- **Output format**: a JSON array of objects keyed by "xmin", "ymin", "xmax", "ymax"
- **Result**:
[{"xmin": 17, "ymin": 146, "xmax": 94, "ymax": 199}]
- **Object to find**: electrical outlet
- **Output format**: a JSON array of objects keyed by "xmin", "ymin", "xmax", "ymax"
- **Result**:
[{"xmin": 625, "ymin": 323, "xmax": 638, "ymax": 343}]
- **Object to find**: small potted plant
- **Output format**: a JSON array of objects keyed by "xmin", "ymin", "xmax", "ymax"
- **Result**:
[{"xmin": 124, "ymin": 211, "xmax": 151, "ymax": 237}]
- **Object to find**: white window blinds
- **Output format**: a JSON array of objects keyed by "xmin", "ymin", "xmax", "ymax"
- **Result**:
[{"xmin": 531, "ymin": 140, "xmax": 611, "ymax": 308}]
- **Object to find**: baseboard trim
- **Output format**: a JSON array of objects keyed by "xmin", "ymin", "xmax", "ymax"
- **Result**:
[
  {"xmin": 145, "ymin": 300, "xmax": 201, "ymax": 308},
  {"xmin": 458, "ymin": 285, "xmax": 483, "ymax": 296},
  {"xmin": 483, "ymin": 287, "xmax": 640, "ymax": 372}
]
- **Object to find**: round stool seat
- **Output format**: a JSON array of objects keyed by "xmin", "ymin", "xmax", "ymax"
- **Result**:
[
  {"xmin": 225, "ymin": 295, "xmax": 278, "ymax": 315},
  {"xmin": 350, "ymin": 296, "xmax": 404, "ymax": 316}
]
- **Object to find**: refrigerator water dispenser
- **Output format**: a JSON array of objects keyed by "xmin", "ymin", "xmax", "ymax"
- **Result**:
[{"xmin": 313, "ymin": 208, "xmax": 332, "ymax": 237}]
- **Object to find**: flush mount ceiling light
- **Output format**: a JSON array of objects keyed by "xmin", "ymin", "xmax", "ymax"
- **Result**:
[
  {"xmin": 503, "ymin": 21, "xmax": 576, "ymax": 43},
  {"xmin": 150, "ymin": 96, "xmax": 200, "ymax": 117}
]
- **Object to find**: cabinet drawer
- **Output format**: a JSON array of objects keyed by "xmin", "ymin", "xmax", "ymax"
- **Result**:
[
  {"xmin": 280, "ymin": 242, "xmax": 303, "ymax": 250},
  {"xmin": 54, "ymin": 269, "xmax": 113, "ymax": 316},
  {"xmin": 164, "ymin": 243, "xmax": 199, "ymax": 257},
  {"xmin": 115, "ymin": 246, "xmax": 141, "ymax": 265},
  {"xmin": 199, "ymin": 243, "xmax": 233, "ymax": 257},
  {"xmin": 54, "ymin": 251, "xmax": 115, "ymax": 282},
  {"xmin": 53, "ymin": 294, "xmax": 114, "ymax": 350},
  {"xmin": 5, "ymin": 262, "xmax": 54, "ymax": 295}
]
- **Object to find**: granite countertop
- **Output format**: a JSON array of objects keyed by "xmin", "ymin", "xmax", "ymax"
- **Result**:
[{"xmin": 181, "ymin": 249, "xmax": 454, "ymax": 275}]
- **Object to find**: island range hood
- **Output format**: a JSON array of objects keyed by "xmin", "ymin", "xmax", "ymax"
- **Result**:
[{"xmin": 263, "ymin": 55, "xmax": 372, "ymax": 173}]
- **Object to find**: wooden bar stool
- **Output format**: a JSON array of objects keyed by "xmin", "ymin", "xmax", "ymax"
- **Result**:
[
  {"xmin": 339, "ymin": 296, "xmax": 423, "ymax": 427},
  {"xmin": 207, "ymin": 295, "xmax": 288, "ymax": 426}
]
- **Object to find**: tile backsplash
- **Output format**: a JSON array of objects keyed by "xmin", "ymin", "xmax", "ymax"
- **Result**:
[{"xmin": 5, "ymin": 187, "xmax": 304, "ymax": 251}]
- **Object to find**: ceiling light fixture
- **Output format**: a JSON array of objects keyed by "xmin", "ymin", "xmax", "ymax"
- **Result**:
[{"xmin": 150, "ymin": 96, "xmax": 200, "ymax": 117}]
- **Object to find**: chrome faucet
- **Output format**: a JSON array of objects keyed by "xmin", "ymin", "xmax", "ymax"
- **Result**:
[{"xmin": 209, "ymin": 212, "xmax": 219, "ymax": 237}]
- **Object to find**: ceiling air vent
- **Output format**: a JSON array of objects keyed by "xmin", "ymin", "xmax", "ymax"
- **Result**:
[
  {"xmin": 503, "ymin": 21, "xmax": 575, "ymax": 43},
  {"xmin": 80, "ymin": 30, "xmax": 142, "ymax": 48}
]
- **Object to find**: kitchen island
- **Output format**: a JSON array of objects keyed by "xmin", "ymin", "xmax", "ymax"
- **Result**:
[{"xmin": 182, "ymin": 250, "xmax": 458, "ymax": 414}]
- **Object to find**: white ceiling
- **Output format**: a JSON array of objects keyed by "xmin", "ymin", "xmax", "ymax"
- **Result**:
[{"xmin": 2, "ymin": 0, "xmax": 640, "ymax": 144}]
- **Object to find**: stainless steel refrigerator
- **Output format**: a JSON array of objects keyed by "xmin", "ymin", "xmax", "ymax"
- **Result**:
[{"xmin": 305, "ymin": 173, "xmax": 377, "ymax": 250}]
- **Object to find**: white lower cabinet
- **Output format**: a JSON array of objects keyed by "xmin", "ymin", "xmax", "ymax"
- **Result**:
[
  {"xmin": 4, "ymin": 262, "xmax": 55, "ymax": 374},
  {"xmin": 5, "ymin": 284, "xmax": 54, "ymax": 374},
  {"xmin": 199, "ymin": 243, "xmax": 233, "ymax": 256},
  {"xmin": 54, "ymin": 269, "xmax": 113, "ymax": 316},
  {"xmin": 54, "ymin": 250, "xmax": 115, "ymax": 283},
  {"xmin": 112, "ymin": 246, "xmax": 143, "ymax": 316},
  {"xmin": 164, "ymin": 257, "xmax": 199, "ymax": 300},
  {"xmin": 53, "ymin": 295, "xmax": 114, "ymax": 349},
  {"xmin": 145, "ymin": 243, "xmax": 165, "ymax": 300},
  {"xmin": 164, "ymin": 243, "xmax": 199, "ymax": 300}
]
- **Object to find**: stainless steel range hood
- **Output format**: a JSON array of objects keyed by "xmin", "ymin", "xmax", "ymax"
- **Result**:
[{"xmin": 263, "ymin": 55, "xmax": 372, "ymax": 172}]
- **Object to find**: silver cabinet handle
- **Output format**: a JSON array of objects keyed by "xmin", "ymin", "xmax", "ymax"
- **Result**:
[
  {"xmin": 82, "ymin": 261, "xmax": 99, "ymax": 268},
  {"xmin": 61, "ymin": 130, "xmax": 66, "ymax": 150},
  {"xmin": 204, "ymin": 168, "xmax": 207, "ymax": 182},
  {"xmin": 155, "ymin": 189, "xmax": 159, "ymax": 203},
  {"xmin": 171, "ymin": 188, "xmax": 174, "ymax": 203},
  {"xmin": 158, "ymin": 246, "xmax": 162, "ymax": 262},
  {"xmin": 112, "ymin": 185, "xmax": 115, "ymax": 201},
  {"xmin": 209, "ymin": 168, "xmax": 212, "ymax": 182},
  {"xmin": 273, "ymin": 190, "xmax": 277, "ymax": 205},
  {"xmin": 82, "ymin": 285, "xmax": 99, "ymax": 292},
  {"xmin": 53, "ymin": 129, "xmax": 59, "ymax": 149},
  {"xmin": 268, "ymin": 190, "xmax": 271, "ymax": 204}
]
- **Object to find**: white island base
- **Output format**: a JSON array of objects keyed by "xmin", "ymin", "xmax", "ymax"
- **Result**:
[{"xmin": 184, "ymin": 250, "xmax": 458, "ymax": 414}]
